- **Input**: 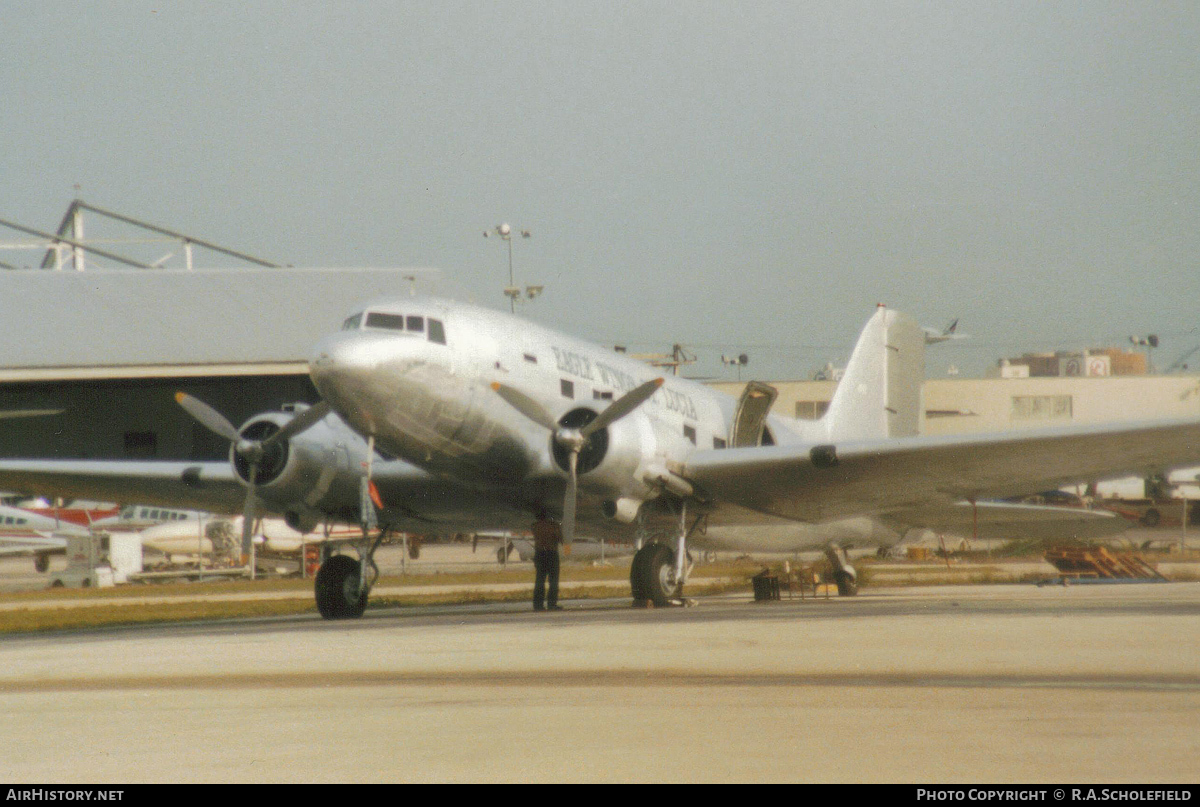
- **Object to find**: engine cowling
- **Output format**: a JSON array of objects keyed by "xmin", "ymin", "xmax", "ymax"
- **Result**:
[
  {"xmin": 230, "ymin": 412, "xmax": 363, "ymax": 524},
  {"xmin": 283, "ymin": 505, "xmax": 322, "ymax": 534},
  {"xmin": 551, "ymin": 407, "xmax": 659, "ymax": 504}
]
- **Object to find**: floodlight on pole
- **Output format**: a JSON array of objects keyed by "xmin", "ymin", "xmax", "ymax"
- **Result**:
[
  {"xmin": 484, "ymin": 223, "xmax": 538, "ymax": 312},
  {"xmin": 722, "ymin": 353, "xmax": 750, "ymax": 381}
]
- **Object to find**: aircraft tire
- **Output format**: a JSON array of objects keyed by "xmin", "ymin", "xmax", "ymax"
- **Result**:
[
  {"xmin": 315, "ymin": 554, "xmax": 368, "ymax": 620},
  {"xmin": 629, "ymin": 545, "xmax": 649, "ymax": 601},
  {"xmin": 631, "ymin": 542, "xmax": 680, "ymax": 606},
  {"xmin": 835, "ymin": 570, "xmax": 858, "ymax": 597}
]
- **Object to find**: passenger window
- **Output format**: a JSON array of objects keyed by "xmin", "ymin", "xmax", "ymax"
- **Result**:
[
  {"xmin": 561, "ymin": 379, "xmax": 574, "ymax": 399},
  {"xmin": 683, "ymin": 425, "xmax": 697, "ymax": 445},
  {"xmin": 406, "ymin": 316, "xmax": 425, "ymax": 333},
  {"xmin": 365, "ymin": 312, "xmax": 406, "ymax": 330},
  {"xmin": 428, "ymin": 319, "xmax": 446, "ymax": 345},
  {"xmin": 713, "ymin": 436, "xmax": 727, "ymax": 449}
]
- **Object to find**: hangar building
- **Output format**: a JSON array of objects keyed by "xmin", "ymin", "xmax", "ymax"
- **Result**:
[{"xmin": 0, "ymin": 267, "xmax": 415, "ymax": 461}]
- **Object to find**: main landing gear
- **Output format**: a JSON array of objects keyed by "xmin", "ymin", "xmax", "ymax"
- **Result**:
[
  {"xmin": 824, "ymin": 544, "xmax": 858, "ymax": 597},
  {"xmin": 630, "ymin": 543, "xmax": 682, "ymax": 605},
  {"xmin": 314, "ymin": 554, "xmax": 368, "ymax": 619},
  {"xmin": 316, "ymin": 434, "xmax": 385, "ymax": 620},
  {"xmin": 629, "ymin": 506, "xmax": 703, "ymax": 607},
  {"xmin": 315, "ymin": 531, "xmax": 384, "ymax": 619}
]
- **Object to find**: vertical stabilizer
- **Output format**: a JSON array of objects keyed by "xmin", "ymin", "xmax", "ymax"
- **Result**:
[{"xmin": 822, "ymin": 306, "xmax": 925, "ymax": 441}]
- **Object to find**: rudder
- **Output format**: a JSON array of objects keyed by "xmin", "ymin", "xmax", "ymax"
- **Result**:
[{"xmin": 822, "ymin": 305, "xmax": 925, "ymax": 441}]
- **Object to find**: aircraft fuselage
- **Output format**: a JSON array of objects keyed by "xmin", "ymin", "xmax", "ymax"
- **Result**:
[{"xmin": 310, "ymin": 297, "xmax": 805, "ymax": 531}]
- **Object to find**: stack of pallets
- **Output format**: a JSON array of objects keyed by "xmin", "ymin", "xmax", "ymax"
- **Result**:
[{"xmin": 1044, "ymin": 547, "xmax": 1167, "ymax": 581}]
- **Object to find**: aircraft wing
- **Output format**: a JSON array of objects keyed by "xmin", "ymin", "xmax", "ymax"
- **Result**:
[
  {"xmin": 0, "ymin": 457, "xmax": 532, "ymax": 531},
  {"xmin": 683, "ymin": 416, "xmax": 1200, "ymax": 524},
  {"xmin": 878, "ymin": 501, "xmax": 1127, "ymax": 542},
  {"xmin": 0, "ymin": 533, "xmax": 68, "ymax": 556},
  {"xmin": 0, "ymin": 460, "xmax": 244, "ymax": 514}
]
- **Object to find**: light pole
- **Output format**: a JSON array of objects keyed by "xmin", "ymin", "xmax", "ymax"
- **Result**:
[{"xmin": 483, "ymin": 223, "xmax": 536, "ymax": 313}]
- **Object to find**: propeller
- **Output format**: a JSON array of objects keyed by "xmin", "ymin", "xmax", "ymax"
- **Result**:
[
  {"xmin": 174, "ymin": 393, "xmax": 331, "ymax": 561},
  {"xmin": 491, "ymin": 377, "xmax": 663, "ymax": 544}
]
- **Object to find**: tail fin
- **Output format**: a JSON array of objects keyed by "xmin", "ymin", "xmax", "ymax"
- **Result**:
[{"xmin": 822, "ymin": 305, "xmax": 925, "ymax": 441}]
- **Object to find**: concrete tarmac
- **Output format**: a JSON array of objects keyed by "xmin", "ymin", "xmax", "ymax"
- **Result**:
[{"xmin": 1, "ymin": 582, "xmax": 1198, "ymax": 783}]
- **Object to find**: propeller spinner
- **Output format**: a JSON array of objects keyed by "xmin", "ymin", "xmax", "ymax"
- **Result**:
[
  {"xmin": 491, "ymin": 377, "xmax": 663, "ymax": 544},
  {"xmin": 174, "ymin": 393, "xmax": 331, "ymax": 561}
]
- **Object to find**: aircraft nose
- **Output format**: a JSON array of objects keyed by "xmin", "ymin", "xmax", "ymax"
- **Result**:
[
  {"xmin": 309, "ymin": 333, "xmax": 384, "ymax": 393},
  {"xmin": 310, "ymin": 330, "xmax": 439, "ymax": 399}
]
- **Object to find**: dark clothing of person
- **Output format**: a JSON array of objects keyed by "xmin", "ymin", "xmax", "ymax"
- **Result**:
[
  {"xmin": 533, "ymin": 549, "xmax": 560, "ymax": 610},
  {"xmin": 531, "ymin": 515, "xmax": 563, "ymax": 609},
  {"xmin": 531, "ymin": 518, "xmax": 562, "ymax": 552}
]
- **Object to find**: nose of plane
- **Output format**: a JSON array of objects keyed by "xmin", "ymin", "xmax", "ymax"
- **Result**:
[
  {"xmin": 311, "ymin": 331, "xmax": 358, "ymax": 372},
  {"xmin": 309, "ymin": 332, "xmax": 387, "ymax": 396},
  {"xmin": 309, "ymin": 330, "xmax": 440, "ymax": 400}
]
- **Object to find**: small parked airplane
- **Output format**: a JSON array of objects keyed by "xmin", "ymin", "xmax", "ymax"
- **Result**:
[
  {"xmin": 0, "ymin": 295, "xmax": 1194, "ymax": 617},
  {"xmin": 131, "ymin": 513, "xmax": 360, "ymax": 560},
  {"xmin": 0, "ymin": 504, "xmax": 91, "ymax": 572}
]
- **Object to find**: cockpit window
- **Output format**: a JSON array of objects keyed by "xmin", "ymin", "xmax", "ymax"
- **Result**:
[
  {"xmin": 342, "ymin": 313, "xmax": 363, "ymax": 331},
  {"xmin": 359, "ymin": 310, "xmax": 446, "ymax": 342},
  {"xmin": 365, "ymin": 312, "xmax": 407, "ymax": 330}
]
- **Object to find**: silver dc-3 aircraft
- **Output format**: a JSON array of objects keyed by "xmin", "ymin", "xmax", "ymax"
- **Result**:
[{"xmin": 0, "ymin": 294, "xmax": 1196, "ymax": 618}]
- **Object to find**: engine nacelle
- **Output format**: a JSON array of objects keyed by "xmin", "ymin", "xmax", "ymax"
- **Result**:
[
  {"xmin": 284, "ymin": 505, "xmax": 322, "ymax": 534},
  {"xmin": 231, "ymin": 410, "xmax": 364, "ymax": 523},
  {"xmin": 602, "ymin": 497, "xmax": 643, "ymax": 523},
  {"xmin": 552, "ymin": 407, "xmax": 659, "ymax": 504}
]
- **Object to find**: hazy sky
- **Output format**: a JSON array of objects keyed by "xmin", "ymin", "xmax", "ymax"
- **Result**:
[{"xmin": 4, "ymin": 1, "xmax": 1199, "ymax": 379}]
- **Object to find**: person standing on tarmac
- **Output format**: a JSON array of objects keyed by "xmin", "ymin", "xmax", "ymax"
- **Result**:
[{"xmin": 531, "ymin": 508, "xmax": 569, "ymax": 610}]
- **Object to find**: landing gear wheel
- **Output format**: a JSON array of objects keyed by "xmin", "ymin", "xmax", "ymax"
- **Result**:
[
  {"xmin": 834, "ymin": 570, "xmax": 858, "ymax": 597},
  {"xmin": 315, "ymin": 555, "xmax": 368, "ymax": 620},
  {"xmin": 630, "ymin": 543, "xmax": 681, "ymax": 606}
]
